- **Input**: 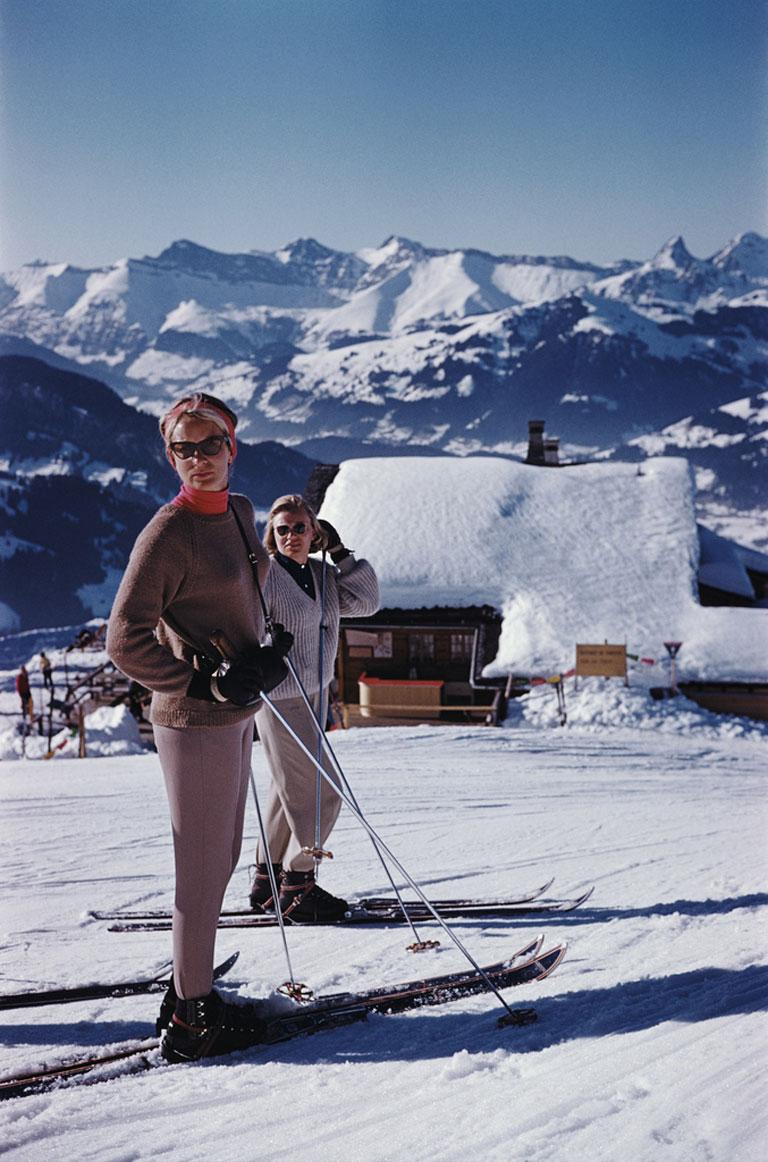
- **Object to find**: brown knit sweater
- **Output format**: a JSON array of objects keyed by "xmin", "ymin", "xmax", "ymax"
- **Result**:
[{"xmin": 106, "ymin": 494, "xmax": 269, "ymax": 727}]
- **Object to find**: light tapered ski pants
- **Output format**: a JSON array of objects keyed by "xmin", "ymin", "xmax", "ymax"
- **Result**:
[
  {"xmin": 154, "ymin": 717, "xmax": 254, "ymax": 999},
  {"xmin": 255, "ymin": 692, "xmax": 342, "ymax": 873}
]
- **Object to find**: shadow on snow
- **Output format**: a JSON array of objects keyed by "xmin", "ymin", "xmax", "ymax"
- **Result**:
[{"xmin": 475, "ymin": 892, "xmax": 768, "ymax": 929}]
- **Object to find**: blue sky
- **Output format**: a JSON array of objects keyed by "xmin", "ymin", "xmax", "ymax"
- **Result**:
[{"xmin": 1, "ymin": 0, "xmax": 765, "ymax": 269}]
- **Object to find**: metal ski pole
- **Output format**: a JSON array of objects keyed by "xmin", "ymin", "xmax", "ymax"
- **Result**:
[
  {"xmin": 247, "ymin": 769, "xmax": 308, "ymax": 1001},
  {"xmin": 281, "ymin": 652, "xmax": 438, "ymax": 951},
  {"xmin": 258, "ymin": 690, "xmax": 524, "ymax": 1021},
  {"xmin": 313, "ymin": 550, "xmax": 327, "ymax": 884}
]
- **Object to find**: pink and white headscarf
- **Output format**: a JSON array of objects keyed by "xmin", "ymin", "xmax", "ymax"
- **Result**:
[
  {"xmin": 160, "ymin": 393, "xmax": 238, "ymax": 514},
  {"xmin": 160, "ymin": 394, "xmax": 238, "ymax": 460}
]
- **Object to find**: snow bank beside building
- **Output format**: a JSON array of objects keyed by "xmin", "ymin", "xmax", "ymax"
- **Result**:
[
  {"xmin": 0, "ymin": 703, "xmax": 144, "ymax": 761},
  {"xmin": 320, "ymin": 456, "xmax": 766, "ymax": 681}
]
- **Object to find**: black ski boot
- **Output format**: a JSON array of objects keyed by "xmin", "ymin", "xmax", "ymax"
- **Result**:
[
  {"xmin": 156, "ymin": 979, "xmax": 177, "ymax": 1035},
  {"xmin": 161, "ymin": 990, "xmax": 269, "ymax": 1063},
  {"xmin": 279, "ymin": 870, "xmax": 348, "ymax": 923},
  {"xmin": 249, "ymin": 862, "xmax": 281, "ymax": 912}
]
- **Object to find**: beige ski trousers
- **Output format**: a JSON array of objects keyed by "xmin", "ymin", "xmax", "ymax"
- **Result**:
[
  {"xmin": 255, "ymin": 692, "xmax": 342, "ymax": 873},
  {"xmin": 154, "ymin": 717, "xmax": 254, "ymax": 998}
]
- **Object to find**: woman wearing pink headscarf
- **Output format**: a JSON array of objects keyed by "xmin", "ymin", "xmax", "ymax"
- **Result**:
[{"xmin": 107, "ymin": 391, "xmax": 289, "ymax": 1063}]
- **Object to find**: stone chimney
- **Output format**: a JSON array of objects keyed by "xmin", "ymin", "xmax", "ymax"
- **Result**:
[
  {"xmin": 526, "ymin": 420, "xmax": 546, "ymax": 465},
  {"xmin": 544, "ymin": 437, "xmax": 560, "ymax": 465},
  {"xmin": 304, "ymin": 463, "xmax": 340, "ymax": 512}
]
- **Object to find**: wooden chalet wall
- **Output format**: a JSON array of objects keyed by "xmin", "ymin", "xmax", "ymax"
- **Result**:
[{"xmin": 337, "ymin": 605, "xmax": 502, "ymax": 706}]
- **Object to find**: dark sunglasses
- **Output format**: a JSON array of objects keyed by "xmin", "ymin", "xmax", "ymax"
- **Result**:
[
  {"xmin": 275, "ymin": 522, "xmax": 309, "ymax": 536},
  {"xmin": 169, "ymin": 435, "xmax": 230, "ymax": 459}
]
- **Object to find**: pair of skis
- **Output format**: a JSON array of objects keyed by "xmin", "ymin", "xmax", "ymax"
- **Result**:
[
  {"xmin": 89, "ymin": 881, "xmax": 594, "ymax": 932},
  {"xmin": 0, "ymin": 936, "xmax": 565, "ymax": 1100}
]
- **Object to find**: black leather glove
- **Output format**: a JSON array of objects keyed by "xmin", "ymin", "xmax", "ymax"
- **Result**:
[
  {"xmin": 215, "ymin": 652, "xmax": 271, "ymax": 705},
  {"xmin": 187, "ymin": 645, "xmax": 288, "ymax": 705},
  {"xmin": 252, "ymin": 645, "xmax": 289, "ymax": 693},
  {"xmin": 269, "ymin": 623, "xmax": 294, "ymax": 657},
  {"xmin": 318, "ymin": 518, "xmax": 350, "ymax": 562}
]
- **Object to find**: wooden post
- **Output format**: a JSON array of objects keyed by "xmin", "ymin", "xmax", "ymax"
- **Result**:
[{"xmin": 78, "ymin": 705, "xmax": 86, "ymax": 758}]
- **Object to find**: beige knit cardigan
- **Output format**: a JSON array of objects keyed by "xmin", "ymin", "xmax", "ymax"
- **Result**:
[{"xmin": 263, "ymin": 553, "xmax": 380, "ymax": 701}]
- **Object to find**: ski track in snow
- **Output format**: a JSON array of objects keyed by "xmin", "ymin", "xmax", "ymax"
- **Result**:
[{"xmin": 0, "ymin": 723, "xmax": 766, "ymax": 1161}]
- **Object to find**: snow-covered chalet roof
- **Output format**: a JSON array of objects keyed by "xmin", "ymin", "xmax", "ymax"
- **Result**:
[{"xmin": 319, "ymin": 456, "xmax": 767, "ymax": 681}]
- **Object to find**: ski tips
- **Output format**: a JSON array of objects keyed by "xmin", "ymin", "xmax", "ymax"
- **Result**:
[
  {"xmin": 538, "ymin": 943, "xmax": 568, "ymax": 980},
  {"xmin": 213, "ymin": 950, "xmax": 241, "ymax": 979}
]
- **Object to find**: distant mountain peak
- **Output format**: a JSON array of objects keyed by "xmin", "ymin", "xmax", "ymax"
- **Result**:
[
  {"xmin": 380, "ymin": 234, "xmax": 422, "ymax": 250},
  {"xmin": 371, "ymin": 235, "xmax": 436, "ymax": 263},
  {"xmin": 711, "ymin": 231, "xmax": 768, "ymax": 278},
  {"xmin": 653, "ymin": 235, "xmax": 695, "ymax": 269},
  {"xmin": 731, "ymin": 230, "xmax": 765, "ymax": 247},
  {"xmin": 274, "ymin": 237, "xmax": 366, "ymax": 291},
  {"xmin": 154, "ymin": 238, "xmax": 213, "ymax": 262},
  {"xmin": 276, "ymin": 237, "xmax": 343, "ymax": 263},
  {"xmin": 148, "ymin": 239, "xmax": 292, "ymax": 287}
]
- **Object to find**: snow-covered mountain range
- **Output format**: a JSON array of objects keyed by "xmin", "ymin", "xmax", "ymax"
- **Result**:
[
  {"xmin": 2, "ymin": 232, "xmax": 764, "ymax": 454},
  {"xmin": 0, "ymin": 231, "xmax": 766, "ymax": 628}
]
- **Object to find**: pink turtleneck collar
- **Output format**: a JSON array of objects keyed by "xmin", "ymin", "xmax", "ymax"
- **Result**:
[{"xmin": 171, "ymin": 483, "xmax": 230, "ymax": 515}]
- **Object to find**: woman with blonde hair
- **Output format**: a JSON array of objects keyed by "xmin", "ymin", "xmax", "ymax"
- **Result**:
[
  {"xmin": 107, "ymin": 391, "xmax": 289, "ymax": 1062},
  {"xmin": 250, "ymin": 493, "xmax": 379, "ymax": 922}
]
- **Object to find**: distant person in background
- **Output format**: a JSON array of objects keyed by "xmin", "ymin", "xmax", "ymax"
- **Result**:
[
  {"xmin": 127, "ymin": 680, "xmax": 150, "ymax": 723},
  {"xmin": 326, "ymin": 676, "xmax": 343, "ymax": 731},
  {"xmin": 39, "ymin": 652, "xmax": 53, "ymax": 690},
  {"xmin": 16, "ymin": 665, "xmax": 34, "ymax": 721},
  {"xmin": 107, "ymin": 391, "xmax": 291, "ymax": 1064},
  {"xmin": 249, "ymin": 494, "xmax": 379, "ymax": 921}
]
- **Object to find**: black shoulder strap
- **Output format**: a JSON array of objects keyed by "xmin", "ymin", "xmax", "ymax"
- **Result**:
[{"xmin": 229, "ymin": 500, "xmax": 272, "ymax": 630}]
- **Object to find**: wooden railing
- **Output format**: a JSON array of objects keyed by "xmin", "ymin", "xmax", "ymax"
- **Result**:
[{"xmin": 342, "ymin": 688, "xmax": 502, "ymax": 727}]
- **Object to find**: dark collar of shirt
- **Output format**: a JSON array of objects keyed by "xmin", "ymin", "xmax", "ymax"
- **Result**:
[{"xmin": 275, "ymin": 552, "xmax": 316, "ymax": 600}]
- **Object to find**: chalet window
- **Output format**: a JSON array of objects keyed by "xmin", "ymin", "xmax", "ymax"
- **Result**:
[
  {"xmin": 408, "ymin": 633, "xmax": 435, "ymax": 662},
  {"xmin": 450, "ymin": 632, "xmax": 473, "ymax": 660},
  {"xmin": 345, "ymin": 629, "xmax": 393, "ymax": 658}
]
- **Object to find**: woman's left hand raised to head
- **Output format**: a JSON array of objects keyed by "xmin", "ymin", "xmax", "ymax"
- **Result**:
[{"xmin": 318, "ymin": 518, "xmax": 342, "ymax": 551}]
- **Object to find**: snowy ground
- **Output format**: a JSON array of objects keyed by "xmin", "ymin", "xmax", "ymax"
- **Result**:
[{"xmin": 1, "ymin": 700, "xmax": 767, "ymax": 1161}]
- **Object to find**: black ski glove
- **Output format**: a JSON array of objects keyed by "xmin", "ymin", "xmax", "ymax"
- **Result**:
[
  {"xmin": 269, "ymin": 623, "xmax": 294, "ymax": 657},
  {"xmin": 318, "ymin": 518, "xmax": 350, "ymax": 563},
  {"xmin": 215, "ymin": 653, "xmax": 271, "ymax": 704},
  {"xmin": 187, "ymin": 645, "xmax": 288, "ymax": 705},
  {"xmin": 251, "ymin": 644, "xmax": 289, "ymax": 693}
]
